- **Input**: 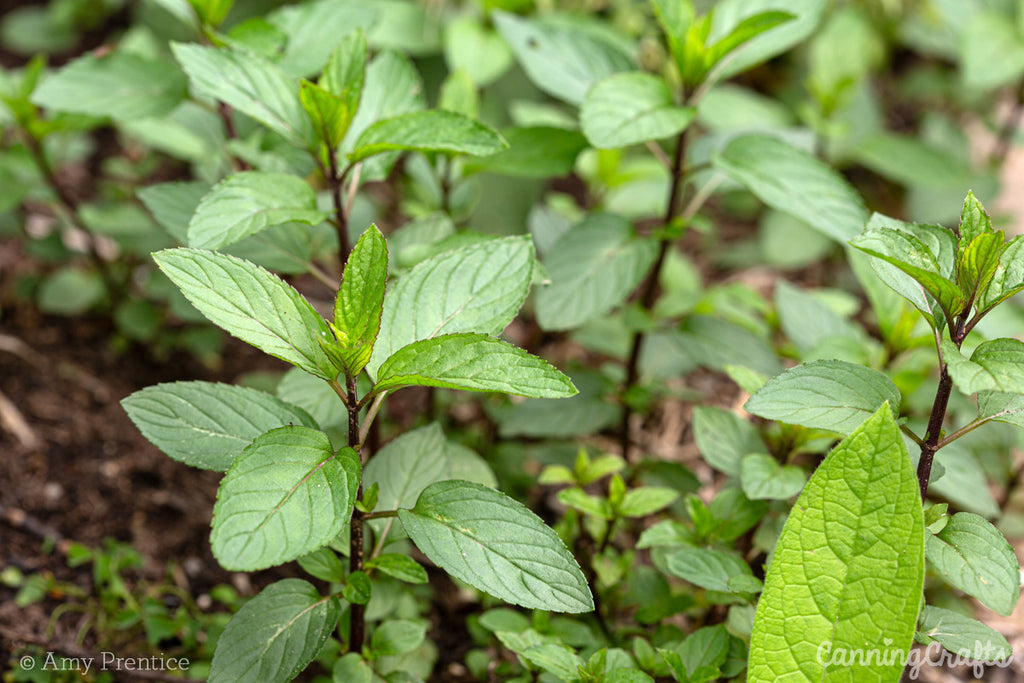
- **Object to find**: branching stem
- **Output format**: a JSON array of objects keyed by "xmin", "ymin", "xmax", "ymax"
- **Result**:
[{"xmin": 620, "ymin": 127, "xmax": 689, "ymax": 460}]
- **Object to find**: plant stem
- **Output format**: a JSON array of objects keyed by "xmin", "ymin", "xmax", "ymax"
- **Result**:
[
  {"xmin": 573, "ymin": 516, "xmax": 612, "ymax": 642},
  {"xmin": 346, "ymin": 374, "xmax": 366, "ymax": 653},
  {"xmin": 917, "ymin": 320, "xmax": 968, "ymax": 500},
  {"xmin": 619, "ymin": 128, "xmax": 689, "ymax": 460},
  {"xmin": 917, "ymin": 367, "xmax": 952, "ymax": 501},
  {"xmin": 328, "ymin": 152, "xmax": 350, "ymax": 275},
  {"xmin": 217, "ymin": 102, "xmax": 251, "ymax": 171}
]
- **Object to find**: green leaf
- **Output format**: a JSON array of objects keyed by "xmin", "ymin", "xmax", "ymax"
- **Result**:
[
  {"xmin": 210, "ymin": 427, "xmax": 359, "ymax": 571},
  {"xmin": 978, "ymin": 390, "xmax": 1024, "ymax": 428},
  {"xmin": 444, "ymin": 16, "xmax": 513, "ymax": 86},
  {"xmin": 969, "ymin": 338, "xmax": 1024, "ymax": 392},
  {"xmin": 747, "ymin": 406, "xmax": 924, "ymax": 682},
  {"xmin": 363, "ymin": 423, "xmax": 450, "ymax": 545},
  {"xmin": 980, "ymin": 235, "xmax": 1024, "ymax": 311},
  {"xmin": 320, "ymin": 28, "xmax": 367, "ymax": 109},
  {"xmin": 374, "ymin": 333, "xmax": 577, "ymax": 399},
  {"xmin": 267, "ymin": 1, "xmax": 376, "ymax": 79},
  {"xmin": 342, "ymin": 571, "xmax": 371, "ymax": 605},
  {"xmin": 957, "ymin": 232, "xmax": 1003, "ymax": 309},
  {"xmin": 851, "ymin": 214, "xmax": 959, "ymax": 325},
  {"xmin": 332, "ymin": 654, "xmax": 374, "ymax": 683},
  {"xmin": 368, "ymin": 236, "xmax": 534, "ymax": 378},
  {"xmin": 521, "ymin": 643, "xmax": 584, "ymax": 682},
  {"xmin": 31, "ymin": 52, "xmax": 187, "ymax": 120},
  {"xmin": 580, "ymin": 72, "xmax": 695, "ymax": 149},
  {"xmin": 171, "ymin": 42, "xmax": 313, "ymax": 147},
  {"xmin": 370, "ymin": 620, "xmax": 428, "ymax": 658},
  {"xmin": 713, "ymin": 133, "xmax": 868, "ymax": 242},
  {"xmin": 299, "ymin": 80, "xmax": 351, "ymax": 151},
  {"xmin": 340, "ymin": 50, "xmax": 424, "ymax": 178},
  {"xmin": 850, "ymin": 225, "xmax": 964, "ymax": 323},
  {"xmin": 959, "ymin": 191, "xmax": 994, "ymax": 250},
  {"xmin": 276, "ymin": 368, "xmax": 346, "ymax": 429},
  {"xmin": 917, "ymin": 605, "xmax": 1012, "ymax": 660},
  {"xmin": 137, "ymin": 180, "xmax": 209, "ymax": 244},
  {"xmin": 774, "ymin": 280, "xmax": 862, "ymax": 354},
  {"xmin": 942, "ymin": 340, "xmax": 996, "ymax": 395},
  {"xmin": 705, "ymin": 11, "xmax": 794, "ymax": 68},
  {"xmin": 364, "ymin": 554, "xmax": 428, "ymax": 584},
  {"xmin": 535, "ymin": 214, "xmax": 658, "ymax": 332},
  {"xmin": 398, "ymin": 480, "xmax": 594, "ymax": 613},
  {"xmin": 297, "ymin": 547, "xmax": 346, "ymax": 583},
  {"xmin": 959, "ymin": 10, "xmax": 1024, "ymax": 91},
  {"xmin": 188, "ymin": 0, "xmax": 234, "ymax": 27},
  {"xmin": 618, "ymin": 487, "xmax": 680, "ymax": 518},
  {"xmin": 740, "ymin": 454, "xmax": 806, "ymax": 501},
  {"xmin": 463, "ymin": 126, "xmax": 588, "ymax": 178},
  {"xmin": 663, "ymin": 625, "xmax": 730, "ymax": 683},
  {"xmin": 925, "ymin": 512, "xmax": 1020, "ymax": 616},
  {"xmin": 650, "ymin": 0, "xmax": 695, "ymax": 82},
  {"xmin": 153, "ymin": 248, "xmax": 339, "ymax": 379},
  {"xmin": 349, "ymin": 109, "xmax": 507, "ymax": 163},
  {"xmin": 745, "ymin": 360, "xmax": 901, "ymax": 434},
  {"xmin": 187, "ymin": 172, "xmax": 328, "ymax": 250},
  {"xmin": 708, "ymin": 0, "xmax": 826, "ymax": 81},
  {"xmin": 692, "ymin": 406, "xmax": 764, "ymax": 478},
  {"xmin": 330, "ymin": 225, "xmax": 388, "ymax": 376},
  {"xmin": 37, "ymin": 268, "xmax": 105, "ymax": 315},
  {"xmin": 663, "ymin": 547, "xmax": 757, "ymax": 593},
  {"xmin": 121, "ymin": 381, "xmax": 318, "ymax": 472},
  {"xmin": 559, "ymin": 488, "xmax": 612, "ymax": 519},
  {"xmin": 493, "ymin": 10, "xmax": 633, "ymax": 105},
  {"xmin": 209, "ymin": 579, "xmax": 340, "ymax": 683}
]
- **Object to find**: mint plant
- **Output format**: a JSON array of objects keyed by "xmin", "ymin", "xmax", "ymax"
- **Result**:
[
  {"xmin": 738, "ymin": 193, "xmax": 1022, "ymax": 680},
  {"xmin": 124, "ymin": 225, "xmax": 593, "ymax": 680}
]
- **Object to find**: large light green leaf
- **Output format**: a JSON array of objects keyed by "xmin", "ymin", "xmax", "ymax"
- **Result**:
[
  {"xmin": 349, "ymin": 110, "xmax": 507, "ymax": 162},
  {"xmin": 187, "ymin": 171, "xmax": 328, "ymax": 250},
  {"xmin": 121, "ymin": 381, "xmax": 318, "ymax": 472},
  {"xmin": 276, "ymin": 368, "xmax": 346, "ymax": 429},
  {"xmin": 580, "ymin": 72, "xmax": 695, "ymax": 149},
  {"xmin": 492, "ymin": 10, "xmax": 633, "ymax": 105},
  {"xmin": 925, "ymin": 512, "xmax": 1020, "ymax": 616},
  {"xmin": 368, "ymin": 236, "xmax": 534, "ymax": 378},
  {"xmin": 31, "ymin": 52, "xmax": 187, "ymax": 120},
  {"xmin": 209, "ymin": 579, "xmax": 340, "ymax": 683},
  {"xmin": 978, "ymin": 390, "xmax": 1024, "ymax": 428},
  {"xmin": 374, "ymin": 333, "xmax": 577, "ymax": 399},
  {"xmin": 535, "ymin": 214, "xmax": 658, "ymax": 331},
  {"xmin": 153, "ymin": 248, "xmax": 339, "ymax": 380},
  {"xmin": 398, "ymin": 480, "xmax": 594, "ymax": 613},
  {"xmin": 744, "ymin": 360, "xmax": 900, "ymax": 434},
  {"xmin": 917, "ymin": 605, "xmax": 1012, "ymax": 660},
  {"xmin": 171, "ymin": 42, "xmax": 313, "ymax": 147},
  {"xmin": 748, "ymin": 406, "xmax": 924, "ymax": 682},
  {"xmin": 211, "ymin": 426, "xmax": 359, "ymax": 571},
  {"xmin": 692, "ymin": 405, "xmax": 764, "ymax": 478},
  {"xmin": 713, "ymin": 133, "xmax": 867, "ymax": 242}
]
